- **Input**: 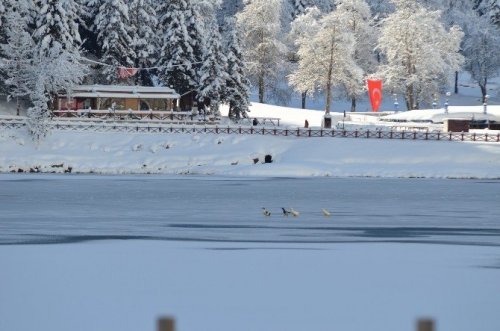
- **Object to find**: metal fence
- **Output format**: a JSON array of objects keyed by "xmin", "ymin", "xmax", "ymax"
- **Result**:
[{"xmin": 1, "ymin": 119, "xmax": 499, "ymax": 143}]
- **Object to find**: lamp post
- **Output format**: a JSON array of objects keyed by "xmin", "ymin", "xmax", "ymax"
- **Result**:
[
  {"xmin": 483, "ymin": 94, "xmax": 489, "ymax": 115},
  {"xmin": 393, "ymin": 94, "xmax": 399, "ymax": 112},
  {"xmin": 432, "ymin": 95, "xmax": 437, "ymax": 109},
  {"xmin": 444, "ymin": 91, "xmax": 451, "ymax": 114}
]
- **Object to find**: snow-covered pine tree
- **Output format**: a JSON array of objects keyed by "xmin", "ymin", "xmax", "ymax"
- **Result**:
[
  {"xmin": 0, "ymin": 6, "xmax": 35, "ymax": 115},
  {"xmin": 192, "ymin": 0, "xmax": 222, "ymax": 24},
  {"xmin": 157, "ymin": 0, "xmax": 201, "ymax": 101},
  {"xmin": 0, "ymin": 2, "xmax": 5, "ymax": 27},
  {"xmin": 219, "ymin": 0, "xmax": 244, "ymax": 21},
  {"xmin": 223, "ymin": 18, "xmax": 250, "ymax": 120},
  {"xmin": 375, "ymin": 0, "xmax": 464, "ymax": 110},
  {"xmin": 333, "ymin": 0, "xmax": 377, "ymax": 112},
  {"xmin": 94, "ymin": 0, "xmax": 135, "ymax": 83},
  {"xmin": 462, "ymin": 14, "xmax": 500, "ymax": 102},
  {"xmin": 186, "ymin": 1, "xmax": 207, "ymax": 95},
  {"xmin": 198, "ymin": 19, "xmax": 227, "ymax": 117},
  {"xmin": 236, "ymin": 0, "xmax": 288, "ymax": 103},
  {"xmin": 290, "ymin": 0, "xmax": 311, "ymax": 19},
  {"xmin": 129, "ymin": 0, "xmax": 158, "ymax": 86},
  {"xmin": 288, "ymin": 9, "xmax": 362, "ymax": 113},
  {"xmin": 474, "ymin": 0, "xmax": 499, "ymax": 26},
  {"xmin": 33, "ymin": 0, "xmax": 83, "ymax": 57},
  {"xmin": 80, "ymin": 0, "xmax": 101, "ymax": 59}
]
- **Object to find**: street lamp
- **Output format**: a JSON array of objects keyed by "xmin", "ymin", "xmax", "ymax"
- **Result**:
[
  {"xmin": 483, "ymin": 94, "xmax": 489, "ymax": 115},
  {"xmin": 393, "ymin": 94, "xmax": 399, "ymax": 112},
  {"xmin": 444, "ymin": 91, "xmax": 451, "ymax": 114}
]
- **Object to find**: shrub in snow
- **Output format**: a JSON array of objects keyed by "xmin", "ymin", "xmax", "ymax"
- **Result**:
[{"xmin": 132, "ymin": 144, "xmax": 143, "ymax": 151}]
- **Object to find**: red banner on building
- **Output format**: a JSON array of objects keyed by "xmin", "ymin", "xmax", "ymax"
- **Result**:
[{"xmin": 367, "ymin": 79, "xmax": 383, "ymax": 112}]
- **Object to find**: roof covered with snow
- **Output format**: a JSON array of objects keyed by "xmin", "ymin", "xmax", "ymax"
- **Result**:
[{"xmin": 59, "ymin": 85, "xmax": 180, "ymax": 99}]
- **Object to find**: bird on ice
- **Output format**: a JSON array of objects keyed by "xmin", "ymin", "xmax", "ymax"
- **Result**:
[
  {"xmin": 290, "ymin": 208, "xmax": 300, "ymax": 217},
  {"xmin": 282, "ymin": 208, "xmax": 292, "ymax": 216},
  {"xmin": 262, "ymin": 208, "xmax": 271, "ymax": 216},
  {"xmin": 322, "ymin": 208, "xmax": 331, "ymax": 216}
]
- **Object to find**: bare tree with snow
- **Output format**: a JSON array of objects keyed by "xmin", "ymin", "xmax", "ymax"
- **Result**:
[
  {"xmin": 236, "ymin": 0, "xmax": 288, "ymax": 104},
  {"xmin": 28, "ymin": 44, "xmax": 87, "ymax": 142},
  {"xmin": 333, "ymin": 0, "xmax": 377, "ymax": 111},
  {"xmin": 288, "ymin": 8, "xmax": 362, "ymax": 113},
  {"xmin": 462, "ymin": 14, "xmax": 500, "ymax": 102},
  {"xmin": 375, "ymin": 0, "xmax": 464, "ymax": 110}
]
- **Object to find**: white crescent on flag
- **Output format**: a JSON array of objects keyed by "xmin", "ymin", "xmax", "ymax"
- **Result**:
[{"xmin": 371, "ymin": 88, "xmax": 381, "ymax": 108}]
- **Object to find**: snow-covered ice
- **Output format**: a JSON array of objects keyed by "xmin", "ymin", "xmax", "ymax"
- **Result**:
[{"xmin": 1, "ymin": 175, "xmax": 500, "ymax": 331}]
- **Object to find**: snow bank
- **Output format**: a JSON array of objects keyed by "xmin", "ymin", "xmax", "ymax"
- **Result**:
[
  {"xmin": 1, "ymin": 128, "xmax": 499, "ymax": 178},
  {"xmin": 382, "ymin": 105, "xmax": 500, "ymax": 123}
]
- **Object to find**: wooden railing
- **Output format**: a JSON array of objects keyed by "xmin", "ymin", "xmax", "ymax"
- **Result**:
[
  {"xmin": 51, "ymin": 109, "xmax": 209, "ymax": 122},
  {"xmin": 1, "ymin": 118, "xmax": 499, "ymax": 143}
]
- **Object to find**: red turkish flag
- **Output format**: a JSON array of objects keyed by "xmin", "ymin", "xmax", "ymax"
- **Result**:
[
  {"xmin": 367, "ymin": 79, "xmax": 383, "ymax": 112},
  {"xmin": 118, "ymin": 67, "xmax": 138, "ymax": 79}
]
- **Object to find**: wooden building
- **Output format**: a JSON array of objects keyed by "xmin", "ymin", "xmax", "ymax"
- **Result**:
[{"xmin": 54, "ymin": 85, "xmax": 181, "ymax": 112}]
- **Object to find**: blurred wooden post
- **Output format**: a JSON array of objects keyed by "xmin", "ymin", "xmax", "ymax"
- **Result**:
[
  {"xmin": 158, "ymin": 317, "xmax": 175, "ymax": 331},
  {"xmin": 417, "ymin": 318, "xmax": 435, "ymax": 331}
]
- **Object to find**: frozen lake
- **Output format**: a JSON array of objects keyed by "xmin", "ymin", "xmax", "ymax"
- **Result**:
[
  {"xmin": 1, "ymin": 175, "xmax": 500, "ymax": 245},
  {"xmin": 1, "ymin": 175, "xmax": 500, "ymax": 331}
]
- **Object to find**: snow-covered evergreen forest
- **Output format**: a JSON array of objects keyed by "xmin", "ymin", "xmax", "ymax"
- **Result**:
[{"xmin": 0, "ymin": 0, "xmax": 499, "ymax": 140}]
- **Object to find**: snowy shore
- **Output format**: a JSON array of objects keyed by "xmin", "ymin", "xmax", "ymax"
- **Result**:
[{"xmin": 1, "ymin": 128, "xmax": 500, "ymax": 178}]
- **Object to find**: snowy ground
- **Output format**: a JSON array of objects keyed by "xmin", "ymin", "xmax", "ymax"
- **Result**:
[{"xmin": 2, "ymin": 240, "xmax": 500, "ymax": 331}]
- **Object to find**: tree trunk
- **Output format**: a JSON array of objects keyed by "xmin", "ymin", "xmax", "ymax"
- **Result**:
[
  {"xmin": 405, "ymin": 84, "xmax": 414, "ymax": 110},
  {"xmin": 301, "ymin": 91, "xmax": 306, "ymax": 109},
  {"xmin": 258, "ymin": 72, "xmax": 264, "ymax": 103},
  {"xmin": 324, "ymin": 35, "xmax": 335, "ymax": 114},
  {"xmin": 454, "ymin": 71, "xmax": 459, "ymax": 94},
  {"xmin": 351, "ymin": 97, "xmax": 356, "ymax": 112},
  {"xmin": 479, "ymin": 81, "xmax": 487, "ymax": 103}
]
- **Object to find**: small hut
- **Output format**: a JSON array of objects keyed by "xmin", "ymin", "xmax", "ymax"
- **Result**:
[{"xmin": 53, "ymin": 85, "xmax": 181, "ymax": 112}]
